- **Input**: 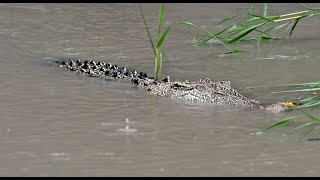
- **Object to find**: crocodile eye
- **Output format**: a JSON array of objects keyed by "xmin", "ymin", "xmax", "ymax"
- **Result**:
[{"xmin": 196, "ymin": 85, "xmax": 205, "ymax": 91}]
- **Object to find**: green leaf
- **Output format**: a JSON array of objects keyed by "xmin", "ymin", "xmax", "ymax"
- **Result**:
[
  {"xmin": 271, "ymin": 87, "xmax": 320, "ymax": 93},
  {"xmin": 298, "ymin": 3, "xmax": 314, "ymax": 10},
  {"xmin": 193, "ymin": 37, "xmax": 213, "ymax": 46},
  {"xmin": 300, "ymin": 95, "xmax": 320, "ymax": 102},
  {"xmin": 262, "ymin": 116, "xmax": 298, "ymax": 131},
  {"xmin": 154, "ymin": 51, "xmax": 164, "ymax": 79},
  {"xmin": 238, "ymin": 3, "xmax": 256, "ymax": 24},
  {"xmin": 217, "ymin": 14, "xmax": 238, "ymax": 25},
  {"xmin": 179, "ymin": 21, "xmax": 197, "ymax": 27},
  {"xmin": 247, "ymin": 3, "xmax": 256, "ymax": 14},
  {"xmin": 280, "ymin": 20, "xmax": 295, "ymax": 39},
  {"xmin": 179, "ymin": 21, "xmax": 232, "ymax": 51},
  {"xmin": 193, "ymin": 33, "xmax": 208, "ymax": 45},
  {"xmin": 289, "ymin": 122, "xmax": 317, "ymax": 132},
  {"xmin": 228, "ymin": 26, "xmax": 254, "ymax": 38},
  {"xmin": 242, "ymin": 17, "xmax": 262, "ymax": 23},
  {"xmin": 264, "ymin": 22, "xmax": 290, "ymax": 33},
  {"xmin": 246, "ymin": 13, "xmax": 278, "ymax": 21},
  {"xmin": 157, "ymin": 3, "xmax": 164, "ymax": 41},
  {"xmin": 227, "ymin": 22, "xmax": 266, "ymax": 44},
  {"xmin": 306, "ymin": 12, "xmax": 320, "ymax": 19},
  {"xmin": 289, "ymin": 18, "xmax": 301, "ymax": 36},
  {"xmin": 157, "ymin": 24, "xmax": 171, "ymax": 48},
  {"xmin": 228, "ymin": 25, "xmax": 249, "ymax": 34},
  {"xmin": 260, "ymin": 36, "xmax": 278, "ymax": 40},
  {"xmin": 297, "ymin": 101, "xmax": 320, "ymax": 108},
  {"xmin": 193, "ymin": 25, "xmax": 234, "ymax": 46},
  {"xmin": 303, "ymin": 126, "xmax": 320, "ymax": 137},
  {"xmin": 246, "ymin": 82, "xmax": 320, "ymax": 89},
  {"xmin": 215, "ymin": 25, "xmax": 236, "ymax": 36},
  {"xmin": 298, "ymin": 110, "xmax": 320, "ymax": 123},
  {"xmin": 139, "ymin": 3, "xmax": 156, "ymax": 57},
  {"xmin": 225, "ymin": 49, "xmax": 242, "ymax": 54},
  {"xmin": 159, "ymin": 51, "xmax": 164, "ymax": 77}
]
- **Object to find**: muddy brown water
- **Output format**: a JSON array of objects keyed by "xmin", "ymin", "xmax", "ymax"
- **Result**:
[{"xmin": 0, "ymin": 3, "xmax": 320, "ymax": 176}]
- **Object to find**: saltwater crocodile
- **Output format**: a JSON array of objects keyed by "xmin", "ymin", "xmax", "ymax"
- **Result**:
[{"xmin": 54, "ymin": 58, "xmax": 293, "ymax": 113}]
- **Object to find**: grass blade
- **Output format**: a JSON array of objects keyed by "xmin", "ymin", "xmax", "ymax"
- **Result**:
[
  {"xmin": 193, "ymin": 33, "xmax": 208, "ymax": 45},
  {"xmin": 215, "ymin": 25, "xmax": 236, "ymax": 36},
  {"xmin": 238, "ymin": 3, "xmax": 256, "ymax": 24},
  {"xmin": 157, "ymin": 3, "xmax": 164, "ymax": 41},
  {"xmin": 227, "ymin": 28, "xmax": 256, "ymax": 43},
  {"xmin": 227, "ymin": 22, "xmax": 266, "ymax": 44},
  {"xmin": 139, "ymin": 3, "xmax": 156, "ymax": 57},
  {"xmin": 280, "ymin": 19, "xmax": 295, "ymax": 39},
  {"xmin": 262, "ymin": 116, "xmax": 298, "ymax": 131},
  {"xmin": 225, "ymin": 49, "xmax": 242, "ymax": 54},
  {"xmin": 298, "ymin": 109, "xmax": 320, "ymax": 123},
  {"xmin": 303, "ymin": 125, "xmax": 320, "ymax": 137},
  {"xmin": 179, "ymin": 21, "xmax": 232, "ymax": 51},
  {"xmin": 271, "ymin": 87, "xmax": 320, "ymax": 93},
  {"xmin": 289, "ymin": 18, "xmax": 301, "ymax": 36},
  {"xmin": 228, "ymin": 25, "xmax": 250, "ymax": 34},
  {"xmin": 297, "ymin": 101, "xmax": 320, "ymax": 108},
  {"xmin": 246, "ymin": 82, "xmax": 320, "ymax": 89},
  {"xmin": 246, "ymin": 13, "xmax": 278, "ymax": 21},
  {"xmin": 298, "ymin": 3, "xmax": 314, "ymax": 10},
  {"xmin": 289, "ymin": 122, "xmax": 317, "ymax": 132},
  {"xmin": 193, "ymin": 25, "xmax": 236, "ymax": 46},
  {"xmin": 305, "ymin": 11, "xmax": 320, "ymax": 20},
  {"xmin": 242, "ymin": 17, "xmax": 262, "ymax": 23},
  {"xmin": 264, "ymin": 22, "xmax": 290, "ymax": 33},
  {"xmin": 279, "ymin": 10, "xmax": 311, "ymax": 18},
  {"xmin": 217, "ymin": 14, "xmax": 238, "ymax": 25},
  {"xmin": 157, "ymin": 24, "xmax": 171, "ymax": 48},
  {"xmin": 193, "ymin": 37, "xmax": 213, "ymax": 46},
  {"xmin": 158, "ymin": 51, "xmax": 164, "ymax": 77},
  {"xmin": 300, "ymin": 96, "xmax": 320, "ymax": 103}
]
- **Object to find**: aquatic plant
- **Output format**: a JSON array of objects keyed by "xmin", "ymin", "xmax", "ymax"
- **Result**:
[
  {"xmin": 180, "ymin": 3, "xmax": 320, "ymax": 50},
  {"xmin": 259, "ymin": 81, "xmax": 320, "ymax": 136},
  {"xmin": 139, "ymin": 3, "xmax": 171, "ymax": 80},
  {"xmin": 179, "ymin": 3, "xmax": 320, "ymax": 135}
]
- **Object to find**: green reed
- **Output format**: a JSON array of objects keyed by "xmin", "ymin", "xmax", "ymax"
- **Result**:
[
  {"xmin": 259, "ymin": 81, "xmax": 320, "ymax": 136},
  {"xmin": 139, "ymin": 3, "xmax": 171, "ymax": 80},
  {"xmin": 179, "ymin": 3, "xmax": 320, "ymax": 135},
  {"xmin": 180, "ymin": 3, "xmax": 320, "ymax": 51}
]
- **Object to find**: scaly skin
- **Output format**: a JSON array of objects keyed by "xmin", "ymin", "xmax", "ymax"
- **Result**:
[{"xmin": 54, "ymin": 58, "xmax": 289, "ymax": 113}]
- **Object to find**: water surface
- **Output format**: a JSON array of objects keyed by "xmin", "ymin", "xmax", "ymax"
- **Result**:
[{"xmin": 0, "ymin": 3, "xmax": 320, "ymax": 176}]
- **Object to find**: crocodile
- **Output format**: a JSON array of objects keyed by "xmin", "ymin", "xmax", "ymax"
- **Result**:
[{"xmin": 54, "ymin": 58, "xmax": 293, "ymax": 113}]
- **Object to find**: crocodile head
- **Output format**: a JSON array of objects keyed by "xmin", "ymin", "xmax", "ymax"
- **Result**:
[{"xmin": 138, "ymin": 77, "xmax": 260, "ymax": 107}]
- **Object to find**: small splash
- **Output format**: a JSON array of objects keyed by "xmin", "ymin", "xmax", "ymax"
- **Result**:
[
  {"xmin": 118, "ymin": 118, "xmax": 137, "ymax": 134},
  {"xmin": 118, "ymin": 125, "xmax": 137, "ymax": 133}
]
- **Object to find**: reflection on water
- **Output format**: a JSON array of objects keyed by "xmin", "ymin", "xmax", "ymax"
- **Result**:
[{"xmin": 0, "ymin": 3, "xmax": 320, "ymax": 176}]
